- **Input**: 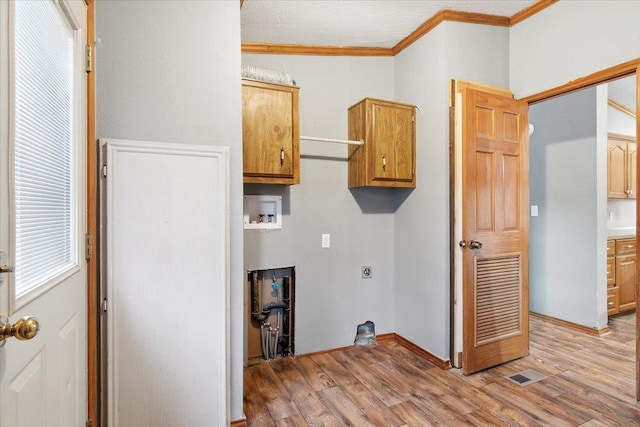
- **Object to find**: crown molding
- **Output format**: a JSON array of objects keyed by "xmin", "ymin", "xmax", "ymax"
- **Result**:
[
  {"xmin": 510, "ymin": 0, "xmax": 558, "ymax": 26},
  {"xmin": 608, "ymin": 98, "xmax": 637, "ymax": 119},
  {"xmin": 241, "ymin": 42, "xmax": 393, "ymax": 57}
]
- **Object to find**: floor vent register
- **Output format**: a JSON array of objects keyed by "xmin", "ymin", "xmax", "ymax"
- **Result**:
[{"xmin": 506, "ymin": 369, "xmax": 547, "ymax": 387}]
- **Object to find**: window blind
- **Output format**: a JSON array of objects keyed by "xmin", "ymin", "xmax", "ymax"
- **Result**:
[{"xmin": 13, "ymin": 0, "xmax": 76, "ymax": 297}]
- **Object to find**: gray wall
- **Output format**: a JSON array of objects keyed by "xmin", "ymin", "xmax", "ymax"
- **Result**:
[
  {"xmin": 95, "ymin": 1, "xmax": 244, "ymax": 420},
  {"xmin": 393, "ymin": 22, "xmax": 510, "ymax": 360},
  {"xmin": 244, "ymin": 21, "xmax": 511, "ymax": 363},
  {"xmin": 241, "ymin": 54, "xmax": 396, "ymax": 354},
  {"xmin": 529, "ymin": 87, "xmax": 608, "ymax": 329},
  {"xmin": 393, "ymin": 25, "xmax": 449, "ymax": 358},
  {"xmin": 510, "ymin": 1, "xmax": 640, "ymax": 98}
]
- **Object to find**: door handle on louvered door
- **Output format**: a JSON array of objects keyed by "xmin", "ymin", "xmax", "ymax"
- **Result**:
[
  {"xmin": 0, "ymin": 316, "xmax": 40, "ymax": 342},
  {"xmin": 469, "ymin": 241, "xmax": 482, "ymax": 249}
]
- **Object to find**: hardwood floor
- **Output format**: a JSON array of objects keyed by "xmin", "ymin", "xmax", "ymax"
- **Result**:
[{"xmin": 244, "ymin": 313, "xmax": 639, "ymax": 426}]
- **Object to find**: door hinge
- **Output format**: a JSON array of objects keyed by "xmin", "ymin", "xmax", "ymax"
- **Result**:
[
  {"xmin": 102, "ymin": 164, "xmax": 107, "ymax": 178},
  {"xmin": 85, "ymin": 232, "xmax": 93, "ymax": 262},
  {"xmin": 85, "ymin": 45, "xmax": 93, "ymax": 73},
  {"xmin": 102, "ymin": 298, "xmax": 108, "ymax": 312},
  {"xmin": 86, "ymin": 419, "xmax": 93, "ymax": 427}
]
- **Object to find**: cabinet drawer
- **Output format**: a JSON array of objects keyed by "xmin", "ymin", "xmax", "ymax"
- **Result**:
[
  {"xmin": 615, "ymin": 238, "xmax": 636, "ymax": 255},
  {"xmin": 607, "ymin": 287, "xmax": 620, "ymax": 316},
  {"xmin": 607, "ymin": 240, "xmax": 616, "ymax": 256},
  {"xmin": 607, "ymin": 256, "xmax": 616, "ymax": 286}
]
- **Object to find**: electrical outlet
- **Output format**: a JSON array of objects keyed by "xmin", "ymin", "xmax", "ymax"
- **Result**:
[{"xmin": 361, "ymin": 266, "xmax": 372, "ymax": 279}]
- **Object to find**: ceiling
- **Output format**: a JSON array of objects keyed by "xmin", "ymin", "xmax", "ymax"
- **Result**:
[{"xmin": 241, "ymin": 0, "xmax": 539, "ymax": 49}]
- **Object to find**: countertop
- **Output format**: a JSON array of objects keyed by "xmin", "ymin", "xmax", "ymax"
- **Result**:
[{"xmin": 608, "ymin": 227, "xmax": 636, "ymax": 239}]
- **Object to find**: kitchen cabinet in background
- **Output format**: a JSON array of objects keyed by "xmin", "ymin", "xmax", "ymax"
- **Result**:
[
  {"xmin": 607, "ymin": 237, "xmax": 637, "ymax": 317},
  {"xmin": 607, "ymin": 240, "xmax": 618, "ymax": 316},
  {"xmin": 615, "ymin": 238, "xmax": 637, "ymax": 313},
  {"xmin": 607, "ymin": 134, "xmax": 636, "ymax": 199}
]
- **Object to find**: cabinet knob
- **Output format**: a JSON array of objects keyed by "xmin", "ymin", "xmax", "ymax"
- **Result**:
[
  {"xmin": 280, "ymin": 147, "xmax": 285, "ymax": 166},
  {"xmin": 382, "ymin": 155, "xmax": 386, "ymax": 171},
  {"xmin": 608, "ymin": 301, "xmax": 614, "ymax": 307}
]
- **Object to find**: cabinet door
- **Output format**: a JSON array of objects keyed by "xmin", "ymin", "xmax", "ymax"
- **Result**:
[
  {"xmin": 616, "ymin": 253, "xmax": 636, "ymax": 312},
  {"xmin": 371, "ymin": 102, "xmax": 414, "ymax": 182},
  {"xmin": 371, "ymin": 103, "xmax": 397, "ymax": 181},
  {"xmin": 242, "ymin": 83, "xmax": 297, "ymax": 181},
  {"xmin": 607, "ymin": 287, "xmax": 620, "ymax": 316},
  {"xmin": 608, "ymin": 139, "xmax": 627, "ymax": 198},
  {"xmin": 607, "ymin": 256, "xmax": 615, "ymax": 287},
  {"xmin": 393, "ymin": 105, "xmax": 415, "ymax": 182},
  {"xmin": 627, "ymin": 142, "xmax": 636, "ymax": 199}
]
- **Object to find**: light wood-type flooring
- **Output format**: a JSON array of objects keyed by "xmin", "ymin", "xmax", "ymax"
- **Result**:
[{"xmin": 243, "ymin": 313, "xmax": 639, "ymax": 426}]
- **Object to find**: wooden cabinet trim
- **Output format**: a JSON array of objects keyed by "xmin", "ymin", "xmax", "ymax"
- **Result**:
[{"xmin": 615, "ymin": 238, "xmax": 636, "ymax": 255}]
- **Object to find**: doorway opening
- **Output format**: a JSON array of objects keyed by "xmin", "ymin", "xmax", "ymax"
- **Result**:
[
  {"xmin": 528, "ymin": 75, "xmax": 637, "ymax": 331},
  {"xmin": 451, "ymin": 61, "xmax": 640, "ymax": 400}
]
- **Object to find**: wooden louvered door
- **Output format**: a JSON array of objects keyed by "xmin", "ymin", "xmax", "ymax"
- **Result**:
[{"xmin": 461, "ymin": 86, "xmax": 529, "ymax": 374}]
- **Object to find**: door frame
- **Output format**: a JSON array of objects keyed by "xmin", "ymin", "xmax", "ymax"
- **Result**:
[
  {"xmin": 85, "ymin": 0, "xmax": 99, "ymax": 425},
  {"xmin": 520, "ymin": 58, "xmax": 640, "ymax": 401},
  {"xmin": 450, "ymin": 58, "xmax": 640, "ymax": 399}
]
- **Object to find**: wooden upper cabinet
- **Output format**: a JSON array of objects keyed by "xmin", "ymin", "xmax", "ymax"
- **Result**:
[
  {"xmin": 607, "ymin": 134, "xmax": 636, "ymax": 199},
  {"xmin": 242, "ymin": 79, "xmax": 299, "ymax": 185},
  {"xmin": 627, "ymin": 141, "xmax": 636, "ymax": 198},
  {"xmin": 348, "ymin": 98, "xmax": 416, "ymax": 188}
]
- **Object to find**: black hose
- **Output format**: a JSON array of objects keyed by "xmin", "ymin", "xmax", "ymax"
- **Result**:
[
  {"xmin": 251, "ymin": 270, "xmax": 288, "ymax": 322},
  {"xmin": 282, "ymin": 277, "xmax": 290, "ymax": 355},
  {"xmin": 250, "ymin": 271, "xmax": 265, "ymax": 321}
]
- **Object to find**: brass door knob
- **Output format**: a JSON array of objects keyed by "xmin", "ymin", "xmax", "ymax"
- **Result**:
[{"xmin": 0, "ymin": 316, "xmax": 40, "ymax": 341}]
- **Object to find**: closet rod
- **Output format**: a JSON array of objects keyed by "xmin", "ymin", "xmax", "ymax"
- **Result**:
[{"xmin": 300, "ymin": 135, "xmax": 364, "ymax": 146}]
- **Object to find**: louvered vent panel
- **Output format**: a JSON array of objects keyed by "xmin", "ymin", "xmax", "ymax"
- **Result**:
[{"xmin": 476, "ymin": 255, "xmax": 521, "ymax": 346}]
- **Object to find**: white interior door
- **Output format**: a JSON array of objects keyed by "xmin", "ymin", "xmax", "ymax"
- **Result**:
[
  {"xmin": 0, "ymin": 1, "xmax": 87, "ymax": 426},
  {"xmin": 102, "ymin": 139, "xmax": 229, "ymax": 426}
]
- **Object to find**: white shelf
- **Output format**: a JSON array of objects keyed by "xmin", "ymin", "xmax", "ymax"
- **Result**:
[{"xmin": 244, "ymin": 195, "xmax": 282, "ymax": 230}]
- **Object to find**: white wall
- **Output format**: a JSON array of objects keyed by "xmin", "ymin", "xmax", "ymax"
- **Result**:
[
  {"xmin": 608, "ymin": 105, "xmax": 637, "ymax": 137},
  {"xmin": 393, "ymin": 22, "xmax": 510, "ymax": 360},
  {"xmin": 241, "ymin": 54, "xmax": 396, "ymax": 354},
  {"xmin": 95, "ymin": 1, "xmax": 244, "ymax": 420},
  {"xmin": 510, "ymin": 1, "xmax": 640, "ymax": 98},
  {"xmin": 529, "ymin": 86, "xmax": 608, "ymax": 329}
]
